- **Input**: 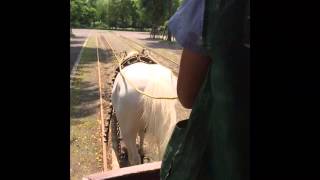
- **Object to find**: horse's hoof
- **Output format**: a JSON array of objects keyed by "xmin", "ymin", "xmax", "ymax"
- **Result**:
[{"xmin": 143, "ymin": 156, "xmax": 151, "ymax": 163}]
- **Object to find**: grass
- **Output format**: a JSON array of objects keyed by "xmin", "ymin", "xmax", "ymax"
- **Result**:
[{"xmin": 70, "ymin": 35, "xmax": 103, "ymax": 180}]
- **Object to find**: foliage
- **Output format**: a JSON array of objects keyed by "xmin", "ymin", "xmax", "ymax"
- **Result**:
[{"xmin": 70, "ymin": 0, "xmax": 182, "ymax": 30}]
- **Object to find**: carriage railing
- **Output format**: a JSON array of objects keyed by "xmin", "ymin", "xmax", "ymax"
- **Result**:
[{"xmin": 83, "ymin": 161, "xmax": 161, "ymax": 180}]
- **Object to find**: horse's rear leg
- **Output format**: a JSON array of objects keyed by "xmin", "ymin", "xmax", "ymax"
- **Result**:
[
  {"xmin": 122, "ymin": 135, "xmax": 141, "ymax": 165},
  {"xmin": 139, "ymin": 129, "xmax": 145, "ymax": 162}
]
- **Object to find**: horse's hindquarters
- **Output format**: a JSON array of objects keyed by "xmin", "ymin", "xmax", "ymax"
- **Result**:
[{"xmin": 110, "ymin": 62, "xmax": 178, "ymax": 165}]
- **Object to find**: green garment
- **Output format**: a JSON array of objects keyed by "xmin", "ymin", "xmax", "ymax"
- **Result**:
[{"xmin": 160, "ymin": 0, "xmax": 250, "ymax": 179}]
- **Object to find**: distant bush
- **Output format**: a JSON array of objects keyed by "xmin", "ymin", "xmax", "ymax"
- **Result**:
[{"xmin": 91, "ymin": 21, "xmax": 108, "ymax": 29}]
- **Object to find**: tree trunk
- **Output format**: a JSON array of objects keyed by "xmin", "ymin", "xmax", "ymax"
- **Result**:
[
  {"xmin": 167, "ymin": 30, "xmax": 172, "ymax": 41},
  {"xmin": 167, "ymin": 0, "xmax": 173, "ymax": 41}
]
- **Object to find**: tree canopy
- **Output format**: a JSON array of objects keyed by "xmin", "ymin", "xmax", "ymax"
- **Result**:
[{"xmin": 70, "ymin": 0, "xmax": 182, "ymax": 30}]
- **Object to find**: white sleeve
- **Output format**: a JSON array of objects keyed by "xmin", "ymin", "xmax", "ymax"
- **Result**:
[{"xmin": 168, "ymin": 0, "xmax": 206, "ymax": 54}]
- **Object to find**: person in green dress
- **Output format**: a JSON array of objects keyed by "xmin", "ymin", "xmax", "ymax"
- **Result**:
[{"xmin": 160, "ymin": 0, "xmax": 250, "ymax": 179}]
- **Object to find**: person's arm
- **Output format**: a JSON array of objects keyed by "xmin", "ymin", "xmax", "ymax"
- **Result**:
[{"xmin": 177, "ymin": 48, "xmax": 211, "ymax": 109}]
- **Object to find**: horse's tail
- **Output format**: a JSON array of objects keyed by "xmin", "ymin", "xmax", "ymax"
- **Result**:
[{"xmin": 140, "ymin": 66, "xmax": 178, "ymax": 159}]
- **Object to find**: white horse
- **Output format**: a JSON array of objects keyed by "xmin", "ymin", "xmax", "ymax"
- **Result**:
[{"xmin": 111, "ymin": 55, "xmax": 178, "ymax": 165}]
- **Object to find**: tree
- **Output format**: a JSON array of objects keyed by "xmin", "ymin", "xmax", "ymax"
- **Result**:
[
  {"xmin": 167, "ymin": 0, "xmax": 172, "ymax": 41},
  {"xmin": 166, "ymin": 0, "xmax": 181, "ymax": 41},
  {"xmin": 70, "ymin": 0, "xmax": 97, "ymax": 28},
  {"xmin": 95, "ymin": 0, "xmax": 111, "ymax": 27},
  {"xmin": 139, "ymin": 0, "xmax": 166, "ymax": 28},
  {"xmin": 118, "ymin": 0, "xmax": 134, "ymax": 28},
  {"xmin": 107, "ymin": 0, "xmax": 120, "ymax": 28},
  {"xmin": 70, "ymin": 0, "xmax": 182, "ymax": 30}
]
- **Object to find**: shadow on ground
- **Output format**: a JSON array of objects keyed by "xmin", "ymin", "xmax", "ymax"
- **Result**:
[
  {"xmin": 70, "ymin": 46, "xmax": 115, "ymax": 119},
  {"xmin": 135, "ymin": 37, "xmax": 181, "ymax": 50}
]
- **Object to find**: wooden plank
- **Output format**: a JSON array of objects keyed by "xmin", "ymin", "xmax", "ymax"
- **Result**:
[{"xmin": 83, "ymin": 161, "xmax": 161, "ymax": 180}]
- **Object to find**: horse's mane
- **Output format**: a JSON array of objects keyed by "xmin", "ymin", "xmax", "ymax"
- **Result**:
[{"xmin": 140, "ymin": 65, "xmax": 178, "ymax": 159}]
